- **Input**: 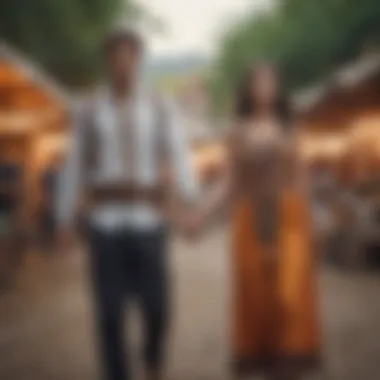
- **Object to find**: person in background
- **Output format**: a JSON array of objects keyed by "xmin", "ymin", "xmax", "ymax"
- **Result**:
[
  {"xmin": 41, "ymin": 155, "xmax": 61, "ymax": 251},
  {"xmin": 55, "ymin": 29, "xmax": 198, "ymax": 380},
  {"xmin": 356, "ymin": 182, "xmax": 380, "ymax": 268},
  {"xmin": 191, "ymin": 63, "xmax": 321, "ymax": 380},
  {"xmin": 0, "ymin": 163, "xmax": 23, "ymax": 289},
  {"xmin": 309, "ymin": 168, "xmax": 338, "ymax": 264},
  {"xmin": 329, "ymin": 181, "xmax": 374, "ymax": 270}
]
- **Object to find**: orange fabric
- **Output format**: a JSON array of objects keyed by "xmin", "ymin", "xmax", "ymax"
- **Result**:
[{"xmin": 231, "ymin": 189, "xmax": 320, "ymax": 368}]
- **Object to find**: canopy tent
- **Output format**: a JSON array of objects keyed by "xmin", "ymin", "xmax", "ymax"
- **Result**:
[
  {"xmin": 295, "ymin": 53, "xmax": 380, "ymax": 129},
  {"xmin": 294, "ymin": 53, "xmax": 380, "ymax": 178},
  {"xmin": 0, "ymin": 41, "xmax": 68, "ymax": 109},
  {"xmin": 0, "ymin": 42, "xmax": 69, "ymax": 230},
  {"xmin": 0, "ymin": 41, "xmax": 69, "ymax": 140}
]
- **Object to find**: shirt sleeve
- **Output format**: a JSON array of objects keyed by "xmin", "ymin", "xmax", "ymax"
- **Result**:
[
  {"xmin": 163, "ymin": 98, "xmax": 200, "ymax": 203},
  {"xmin": 55, "ymin": 103, "xmax": 85, "ymax": 227}
]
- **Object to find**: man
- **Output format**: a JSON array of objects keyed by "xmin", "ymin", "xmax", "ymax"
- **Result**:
[{"xmin": 56, "ymin": 29, "xmax": 198, "ymax": 380}]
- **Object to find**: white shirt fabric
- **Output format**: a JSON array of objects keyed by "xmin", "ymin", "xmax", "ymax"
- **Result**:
[{"xmin": 56, "ymin": 86, "xmax": 199, "ymax": 232}]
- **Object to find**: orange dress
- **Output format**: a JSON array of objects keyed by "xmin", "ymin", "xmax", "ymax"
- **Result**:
[{"xmin": 231, "ymin": 185, "xmax": 321, "ymax": 375}]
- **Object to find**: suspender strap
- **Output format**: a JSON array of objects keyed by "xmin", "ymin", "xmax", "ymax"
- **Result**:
[
  {"xmin": 87, "ymin": 183, "xmax": 167, "ymax": 205},
  {"xmin": 82, "ymin": 98, "xmax": 99, "ymax": 176}
]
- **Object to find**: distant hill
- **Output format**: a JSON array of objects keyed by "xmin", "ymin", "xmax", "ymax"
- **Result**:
[
  {"xmin": 144, "ymin": 53, "xmax": 208, "ymax": 94},
  {"xmin": 146, "ymin": 53, "xmax": 207, "ymax": 79}
]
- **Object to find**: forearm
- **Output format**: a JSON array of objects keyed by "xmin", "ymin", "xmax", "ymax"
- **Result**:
[
  {"xmin": 55, "ymin": 164, "xmax": 80, "ymax": 229},
  {"xmin": 166, "ymin": 99, "xmax": 200, "ymax": 204},
  {"xmin": 200, "ymin": 179, "xmax": 233, "ymax": 224},
  {"xmin": 55, "ymin": 118, "xmax": 84, "ymax": 229}
]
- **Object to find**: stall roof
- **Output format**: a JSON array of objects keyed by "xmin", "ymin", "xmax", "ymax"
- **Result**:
[
  {"xmin": 294, "ymin": 53, "xmax": 380, "ymax": 114},
  {"xmin": 0, "ymin": 41, "xmax": 69, "ymax": 106}
]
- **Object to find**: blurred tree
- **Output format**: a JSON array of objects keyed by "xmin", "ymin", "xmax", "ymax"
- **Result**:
[
  {"xmin": 211, "ymin": 0, "xmax": 380, "ymax": 114},
  {"xmin": 0, "ymin": 0, "xmax": 153, "ymax": 86}
]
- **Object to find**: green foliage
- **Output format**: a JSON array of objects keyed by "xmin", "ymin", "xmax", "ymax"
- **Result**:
[
  {"xmin": 0, "ymin": 0, "xmax": 148, "ymax": 86},
  {"xmin": 211, "ymin": 0, "xmax": 380, "ymax": 114}
]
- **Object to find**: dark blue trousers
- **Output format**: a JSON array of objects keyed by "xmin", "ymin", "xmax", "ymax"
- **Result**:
[{"xmin": 88, "ymin": 226, "xmax": 169, "ymax": 380}]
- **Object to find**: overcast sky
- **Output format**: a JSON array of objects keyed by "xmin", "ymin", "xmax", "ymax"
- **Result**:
[{"xmin": 137, "ymin": 0, "xmax": 272, "ymax": 57}]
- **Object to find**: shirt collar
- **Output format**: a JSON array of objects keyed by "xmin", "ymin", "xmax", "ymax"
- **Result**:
[{"xmin": 98, "ymin": 82, "xmax": 147, "ymax": 106}]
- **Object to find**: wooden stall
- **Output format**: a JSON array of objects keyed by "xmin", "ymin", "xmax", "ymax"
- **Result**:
[
  {"xmin": 295, "ymin": 54, "xmax": 380, "ymax": 268},
  {"xmin": 0, "ymin": 43, "xmax": 69, "ymax": 235},
  {"xmin": 295, "ymin": 53, "xmax": 380, "ymax": 179}
]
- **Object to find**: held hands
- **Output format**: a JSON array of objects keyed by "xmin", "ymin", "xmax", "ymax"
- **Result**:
[
  {"xmin": 178, "ymin": 210, "xmax": 204, "ymax": 242},
  {"xmin": 55, "ymin": 227, "xmax": 77, "ymax": 254},
  {"xmin": 165, "ymin": 200, "xmax": 204, "ymax": 242}
]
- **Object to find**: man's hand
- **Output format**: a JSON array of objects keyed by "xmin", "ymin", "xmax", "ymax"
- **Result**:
[
  {"xmin": 179, "ymin": 211, "xmax": 203, "ymax": 242},
  {"xmin": 55, "ymin": 227, "xmax": 77, "ymax": 254}
]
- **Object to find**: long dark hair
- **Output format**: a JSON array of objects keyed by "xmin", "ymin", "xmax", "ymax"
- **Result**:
[{"xmin": 235, "ymin": 62, "xmax": 293, "ymax": 128}]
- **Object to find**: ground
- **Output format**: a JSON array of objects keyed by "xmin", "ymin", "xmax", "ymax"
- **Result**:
[{"xmin": 0, "ymin": 227, "xmax": 380, "ymax": 380}]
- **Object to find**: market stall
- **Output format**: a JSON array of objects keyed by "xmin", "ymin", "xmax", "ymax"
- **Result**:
[
  {"xmin": 296, "ymin": 53, "xmax": 380, "ymax": 269},
  {"xmin": 0, "ymin": 43, "xmax": 69, "ymax": 279}
]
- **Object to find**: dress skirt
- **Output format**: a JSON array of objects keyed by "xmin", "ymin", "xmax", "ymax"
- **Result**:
[{"xmin": 231, "ymin": 188, "xmax": 321, "ymax": 375}]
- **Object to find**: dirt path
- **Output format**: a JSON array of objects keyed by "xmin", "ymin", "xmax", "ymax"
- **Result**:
[{"xmin": 0, "ymin": 227, "xmax": 380, "ymax": 379}]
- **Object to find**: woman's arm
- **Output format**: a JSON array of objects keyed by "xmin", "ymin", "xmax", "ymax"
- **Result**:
[
  {"xmin": 197, "ymin": 131, "xmax": 238, "ymax": 227},
  {"xmin": 180, "ymin": 129, "xmax": 239, "ymax": 239}
]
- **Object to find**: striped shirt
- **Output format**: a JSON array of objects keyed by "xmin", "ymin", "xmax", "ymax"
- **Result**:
[{"xmin": 56, "ymin": 86, "xmax": 199, "ymax": 231}]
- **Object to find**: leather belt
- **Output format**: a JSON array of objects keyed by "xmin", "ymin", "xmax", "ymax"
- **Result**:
[{"xmin": 86, "ymin": 183, "xmax": 169, "ymax": 206}]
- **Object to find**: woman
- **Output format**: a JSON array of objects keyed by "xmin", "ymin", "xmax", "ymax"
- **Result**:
[{"xmin": 195, "ymin": 63, "xmax": 321, "ymax": 379}]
